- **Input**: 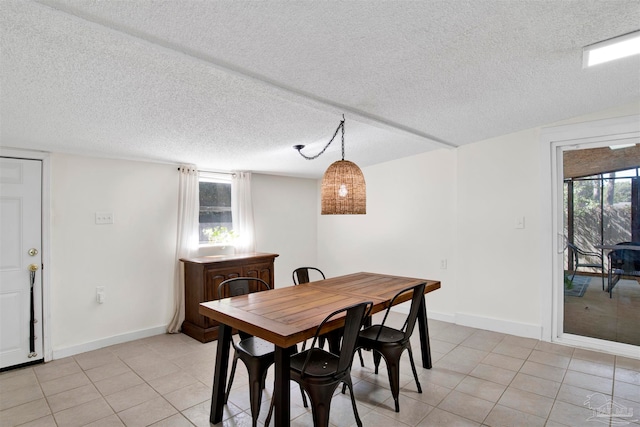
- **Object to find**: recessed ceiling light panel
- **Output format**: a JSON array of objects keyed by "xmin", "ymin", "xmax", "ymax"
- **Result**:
[{"xmin": 583, "ymin": 30, "xmax": 640, "ymax": 68}]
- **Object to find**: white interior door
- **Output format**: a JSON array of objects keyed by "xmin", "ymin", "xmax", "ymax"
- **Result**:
[{"xmin": 0, "ymin": 157, "xmax": 43, "ymax": 369}]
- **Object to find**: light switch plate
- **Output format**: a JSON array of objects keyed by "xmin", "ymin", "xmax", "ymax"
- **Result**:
[{"xmin": 96, "ymin": 286, "xmax": 105, "ymax": 303}]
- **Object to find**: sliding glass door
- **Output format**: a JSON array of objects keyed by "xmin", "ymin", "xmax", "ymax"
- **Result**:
[{"xmin": 563, "ymin": 155, "xmax": 640, "ymax": 345}]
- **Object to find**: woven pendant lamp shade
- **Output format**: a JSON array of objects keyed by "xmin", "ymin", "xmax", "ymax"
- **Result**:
[{"xmin": 321, "ymin": 160, "xmax": 366, "ymax": 215}]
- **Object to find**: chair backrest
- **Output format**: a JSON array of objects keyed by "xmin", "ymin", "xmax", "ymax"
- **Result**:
[
  {"xmin": 217, "ymin": 277, "xmax": 271, "ymax": 299},
  {"xmin": 567, "ymin": 242, "xmax": 581, "ymax": 266},
  {"xmin": 609, "ymin": 242, "xmax": 640, "ymax": 270},
  {"xmin": 567, "ymin": 242, "xmax": 603, "ymax": 268},
  {"xmin": 567, "ymin": 242, "xmax": 599, "ymax": 258},
  {"xmin": 376, "ymin": 282, "xmax": 426, "ymax": 342},
  {"xmin": 301, "ymin": 301, "xmax": 372, "ymax": 377},
  {"xmin": 292, "ymin": 267, "xmax": 326, "ymax": 285},
  {"xmin": 567, "ymin": 242, "xmax": 581, "ymax": 253},
  {"xmin": 218, "ymin": 277, "xmax": 271, "ymax": 341}
]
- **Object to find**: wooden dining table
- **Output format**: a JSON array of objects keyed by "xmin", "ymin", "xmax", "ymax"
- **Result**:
[{"xmin": 199, "ymin": 271, "xmax": 441, "ymax": 426}]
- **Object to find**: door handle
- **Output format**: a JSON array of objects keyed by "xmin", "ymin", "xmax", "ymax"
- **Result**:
[
  {"xmin": 557, "ymin": 234, "xmax": 567, "ymax": 253},
  {"xmin": 28, "ymin": 264, "xmax": 39, "ymax": 272}
]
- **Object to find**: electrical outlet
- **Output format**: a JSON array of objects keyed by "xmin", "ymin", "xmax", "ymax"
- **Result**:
[
  {"xmin": 440, "ymin": 259, "xmax": 447, "ymax": 269},
  {"xmin": 96, "ymin": 286, "xmax": 105, "ymax": 304},
  {"xmin": 95, "ymin": 212, "xmax": 114, "ymax": 225}
]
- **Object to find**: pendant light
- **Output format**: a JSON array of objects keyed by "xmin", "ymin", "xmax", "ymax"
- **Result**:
[{"xmin": 294, "ymin": 115, "xmax": 366, "ymax": 214}]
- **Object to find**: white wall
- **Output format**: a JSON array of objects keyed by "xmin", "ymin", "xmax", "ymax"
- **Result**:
[
  {"xmin": 455, "ymin": 102, "xmax": 640, "ymax": 338},
  {"xmin": 455, "ymin": 128, "xmax": 542, "ymax": 336},
  {"xmin": 318, "ymin": 149, "xmax": 458, "ymax": 317},
  {"xmin": 318, "ymin": 102, "xmax": 640, "ymax": 340},
  {"xmin": 45, "ymin": 102, "xmax": 640, "ymax": 356},
  {"xmin": 48, "ymin": 160, "xmax": 317, "ymax": 356},
  {"xmin": 252, "ymin": 173, "xmax": 318, "ymax": 287},
  {"xmin": 50, "ymin": 154, "xmax": 178, "ymax": 356}
]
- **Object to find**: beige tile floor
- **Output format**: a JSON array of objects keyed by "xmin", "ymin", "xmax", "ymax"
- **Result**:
[
  {"xmin": 564, "ymin": 276, "xmax": 640, "ymax": 346},
  {"xmin": 1, "ymin": 312, "xmax": 639, "ymax": 427}
]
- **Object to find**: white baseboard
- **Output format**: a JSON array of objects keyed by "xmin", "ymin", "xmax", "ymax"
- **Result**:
[
  {"xmin": 391, "ymin": 306, "xmax": 456, "ymax": 324},
  {"xmin": 52, "ymin": 325, "xmax": 167, "ymax": 359},
  {"xmin": 425, "ymin": 310, "xmax": 456, "ymax": 324},
  {"xmin": 390, "ymin": 307, "xmax": 542, "ymax": 340},
  {"xmin": 556, "ymin": 333, "xmax": 640, "ymax": 360},
  {"xmin": 455, "ymin": 312, "xmax": 542, "ymax": 340}
]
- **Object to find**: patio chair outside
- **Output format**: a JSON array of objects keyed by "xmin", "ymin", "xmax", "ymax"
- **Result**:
[{"xmin": 567, "ymin": 242, "xmax": 605, "ymax": 291}]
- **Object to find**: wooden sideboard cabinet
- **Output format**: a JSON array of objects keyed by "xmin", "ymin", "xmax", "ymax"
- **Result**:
[{"xmin": 180, "ymin": 252, "xmax": 278, "ymax": 342}]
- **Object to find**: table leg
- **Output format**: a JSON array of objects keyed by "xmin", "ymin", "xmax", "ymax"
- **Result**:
[
  {"xmin": 274, "ymin": 345, "xmax": 293, "ymax": 427},
  {"xmin": 210, "ymin": 324, "xmax": 231, "ymax": 424},
  {"xmin": 417, "ymin": 295, "xmax": 432, "ymax": 369}
]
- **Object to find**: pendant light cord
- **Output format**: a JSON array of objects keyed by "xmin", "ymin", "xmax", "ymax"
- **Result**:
[{"xmin": 295, "ymin": 114, "xmax": 346, "ymax": 161}]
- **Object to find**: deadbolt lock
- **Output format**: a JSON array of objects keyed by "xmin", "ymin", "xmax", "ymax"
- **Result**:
[{"xmin": 28, "ymin": 248, "xmax": 38, "ymax": 256}]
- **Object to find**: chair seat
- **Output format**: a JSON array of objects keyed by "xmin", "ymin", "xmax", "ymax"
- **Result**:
[
  {"xmin": 236, "ymin": 337, "xmax": 275, "ymax": 358},
  {"xmin": 612, "ymin": 268, "xmax": 640, "ymax": 276},
  {"xmin": 359, "ymin": 325, "xmax": 404, "ymax": 343},
  {"xmin": 290, "ymin": 349, "xmax": 339, "ymax": 377}
]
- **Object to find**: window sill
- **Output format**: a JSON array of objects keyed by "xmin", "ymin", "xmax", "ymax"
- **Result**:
[
  {"xmin": 199, "ymin": 243, "xmax": 236, "ymax": 248},
  {"xmin": 197, "ymin": 244, "xmax": 236, "ymax": 257}
]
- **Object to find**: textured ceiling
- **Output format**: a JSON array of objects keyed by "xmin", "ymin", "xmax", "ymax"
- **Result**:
[{"xmin": 1, "ymin": 0, "xmax": 639, "ymax": 178}]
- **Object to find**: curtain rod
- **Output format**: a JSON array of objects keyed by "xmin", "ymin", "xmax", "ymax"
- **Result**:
[{"xmin": 177, "ymin": 167, "xmax": 236, "ymax": 176}]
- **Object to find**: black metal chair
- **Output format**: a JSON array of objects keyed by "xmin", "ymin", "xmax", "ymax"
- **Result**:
[
  {"xmin": 293, "ymin": 267, "xmax": 327, "ymax": 349},
  {"xmin": 218, "ymin": 277, "xmax": 307, "ymax": 427},
  {"xmin": 266, "ymin": 301, "xmax": 372, "ymax": 427},
  {"xmin": 567, "ymin": 242, "xmax": 605, "ymax": 290},
  {"xmin": 354, "ymin": 282, "xmax": 425, "ymax": 413},
  {"xmin": 292, "ymin": 267, "xmax": 366, "ymax": 367},
  {"xmin": 292, "ymin": 266, "xmax": 326, "ymax": 285}
]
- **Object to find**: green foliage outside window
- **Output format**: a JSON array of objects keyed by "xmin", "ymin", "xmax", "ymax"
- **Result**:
[
  {"xmin": 199, "ymin": 179, "xmax": 235, "ymax": 244},
  {"xmin": 202, "ymin": 226, "xmax": 239, "ymax": 245}
]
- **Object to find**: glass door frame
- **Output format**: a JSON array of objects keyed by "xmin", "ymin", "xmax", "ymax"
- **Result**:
[{"xmin": 540, "ymin": 114, "xmax": 639, "ymax": 358}]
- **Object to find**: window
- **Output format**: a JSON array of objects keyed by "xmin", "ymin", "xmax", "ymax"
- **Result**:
[{"xmin": 199, "ymin": 172, "xmax": 235, "ymax": 245}]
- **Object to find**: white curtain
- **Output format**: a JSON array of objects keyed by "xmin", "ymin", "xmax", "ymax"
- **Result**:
[
  {"xmin": 232, "ymin": 171, "xmax": 255, "ymax": 253},
  {"xmin": 167, "ymin": 165, "xmax": 199, "ymax": 333}
]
